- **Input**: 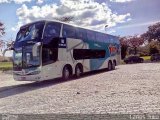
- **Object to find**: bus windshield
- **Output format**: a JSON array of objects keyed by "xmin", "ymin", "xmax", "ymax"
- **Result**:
[
  {"xmin": 23, "ymin": 46, "xmax": 41, "ymax": 68},
  {"xmin": 13, "ymin": 49, "xmax": 22, "ymax": 71},
  {"xmin": 16, "ymin": 22, "xmax": 45, "ymax": 42},
  {"xmin": 13, "ymin": 46, "xmax": 40, "ymax": 70}
]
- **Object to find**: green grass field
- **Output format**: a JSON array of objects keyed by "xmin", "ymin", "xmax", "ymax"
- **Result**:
[
  {"xmin": 141, "ymin": 56, "xmax": 151, "ymax": 61},
  {"xmin": 0, "ymin": 62, "xmax": 13, "ymax": 71}
]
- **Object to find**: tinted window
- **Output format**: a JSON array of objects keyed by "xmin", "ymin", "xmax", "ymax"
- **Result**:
[
  {"xmin": 63, "ymin": 25, "xmax": 76, "ymax": 38},
  {"xmin": 87, "ymin": 30, "xmax": 95, "ymax": 41},
  {"xmin": 76, "ymin": 28, "xmax": 86, "ymax": 40},
  {"xmin": 73, "ymin": 49, "xmax": 106, "ymax": 60},
  {"xmin": 44, "ymin": 22, "xmax": 61, "ymax": 38},
  {"xmin": 16, "ymin": 22, "xmax": 45, "ymax": 42},
  {"xmin": 96, "ymin": 32, "xmax": 104, "ymax": 42},
  {"xmin": 104, "ymin": 34, "xmax": 110, "ymax": 43}
]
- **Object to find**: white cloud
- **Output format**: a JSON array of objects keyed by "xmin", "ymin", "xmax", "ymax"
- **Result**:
[
  {"xmin": 0, "ymin": 0, "xmax": 9, "ymax": 3},
  {"xmin": 110, "ymin": 0, "xmax": 134, "ymax": 2},
  {"xmin": 116, "ymin": 20, "xmax": 160, "ymax": 29},
  {"xmin": 0, "ymin": 0, "xmax": 44, "ymax": 4},
  {"xmin": 13, "ymin": 0, "xmax": 131, "ymax": 32},
  {"xmin": 0, "ymin": 0, "xmax": 31, "ymax": 4},
  {"xmin": 107, "ymin": 29, "xmax": 116, "ymax": 34},
  {"xmin": 36, "ymin": 0, "xmax": 44, "ymax": 4}
]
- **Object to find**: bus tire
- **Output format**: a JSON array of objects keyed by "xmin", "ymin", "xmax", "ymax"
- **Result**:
[
  {"xmin": 75, "ymin": 64, "xmax": 83, "ymax": 78},
  {"xmin": 62, "ymin": 66, "xmax": 71, "ymax": 80},
  {"xmin": 112, "ymin": 60, "xmax": 116, "ymax": 70},
  {"xmin": 108, "ymin": 61, "xmax": 112, "ymax": 71}
]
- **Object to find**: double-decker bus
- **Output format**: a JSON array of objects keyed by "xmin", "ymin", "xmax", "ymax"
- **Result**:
[{"xmin": 12, "ymin": 20, "xmax": 121, "ymax": 81}]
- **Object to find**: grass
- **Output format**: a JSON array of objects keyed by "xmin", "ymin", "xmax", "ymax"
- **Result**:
[
  {"xmin": 0, "ymin": 62, "xmax": 13, "ymax": 71},
  {"xmin": 140, "ymin": 56, "xmax": 151, "ymax": 61}
]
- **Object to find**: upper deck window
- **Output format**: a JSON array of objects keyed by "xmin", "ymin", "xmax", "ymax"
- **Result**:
[
  {"xmin": 44, "ymin": 22, "xmax": 61, "ymax": 38},
  {"xmin": 87, "ymin": 30, "xmax": 96, "ymax": 41},
  {"xmin": 62, "ymin": 25, "xmax": 76, "ymax": 38},
  {"xmin": 76, "ymin": 28, "xmax": 86, "ymax": 40},
  {"xmin": 16, "ymin": 22, "xmax": 45, "ymax": 42}
]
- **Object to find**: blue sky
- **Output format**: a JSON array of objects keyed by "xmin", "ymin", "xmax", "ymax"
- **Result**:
[{"xmin": 0, "ymin": 0, "xmax": 160, "ymax": 41}]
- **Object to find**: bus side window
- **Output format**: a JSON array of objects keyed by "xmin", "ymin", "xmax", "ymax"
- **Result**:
[
  {"xmin": 62, "ymin": 25, "xmax": 76, "ymax": 38},
  {"xmin": 76, "ymin": 28, "xmax": 86, "ymax": 40},
  {"xmin": 87, "ymin": 30, "xmax": 95, "ymax": 41},
  {"xmin": 44, "ymin": 22, "xmax": 61, "ymax": 44},
  {"xmin": 96, "ymin": 32, "xmax": 103, "ymax": 42},
  {"xmin": 73, "ymin": 49, "xmax": 106, "ymax": 60},
  {"xmin": 104, "ymin": 34, "xmax": 109, "ymax": 43}
]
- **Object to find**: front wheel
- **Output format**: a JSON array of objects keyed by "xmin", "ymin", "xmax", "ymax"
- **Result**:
[{"xmin": 62, "ymin": 66, "xmax": 70, "ymax": 80}]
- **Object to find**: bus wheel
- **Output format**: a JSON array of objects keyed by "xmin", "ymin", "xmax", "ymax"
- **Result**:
[
  {"xmin": 112, "ymin": 61, "xmax": 116, "ymax": 70},
  {"xmin": 108, "ymin": 61, "xmax": 112, "ymax": 71},
  {"xmin": 62, "ymin": 66, "xmax": 70, "ymax": 80},
  {"xmin": 75, "ymin": 65, "xmax": 83, "ymax": 78}
]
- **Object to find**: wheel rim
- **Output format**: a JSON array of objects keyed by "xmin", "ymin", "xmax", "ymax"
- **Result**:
[
  {"xmin": 112, "ymin": 62, "xmax": 115, "ymax": 70},
  {"xmin": 76, "ymin": 67, "xmax": 81, "ymax": 77},
  {"xmin": 108, "ymin": 62, "xmax": 112, "ymax": 70},
  {"xmin": 64, "ymin": 68, "xmax": 70, "ymax": 79}
]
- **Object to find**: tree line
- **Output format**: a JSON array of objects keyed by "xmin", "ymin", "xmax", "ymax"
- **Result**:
[{"xmin": 120, "ymin": 22, "xmax": 160, "ymax": 59}]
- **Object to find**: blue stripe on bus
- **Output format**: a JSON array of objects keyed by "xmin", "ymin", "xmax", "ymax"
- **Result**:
[{"xmin": 86, "ymin": 40, "xmax": 111, "ymax": 70}]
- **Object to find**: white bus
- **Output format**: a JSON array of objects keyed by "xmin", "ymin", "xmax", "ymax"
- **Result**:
[{"xmin": 12, "ymin": 20, "xmax": 121, "ymax": 81}]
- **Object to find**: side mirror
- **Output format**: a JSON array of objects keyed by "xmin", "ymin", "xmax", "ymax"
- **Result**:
[
  {"xmin": 2, "ymin": 49, "xmax": 9, "ymax": 57},
  {"xmin": 32, "ymin": 42, "xmax": 41, "ymax": 57},
  {"xmin": 2, "ymin": 47, "xmax": 16, "ymax": 57}
]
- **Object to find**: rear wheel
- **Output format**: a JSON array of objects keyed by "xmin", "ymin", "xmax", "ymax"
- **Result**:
[
  {"xmin": 75, "ymin": 65, "xmax": 83, "ymax": 78},
  {"xmin": 108, "ymin": 61, "xmax": 112, "ymax": 71},
  {"xmin": 62, "ymin": 66, "xmax": 70, "ymax": 80},
  {"xmin": 112, "ymin": 61, "xmax": 116, "ymax": 70}
]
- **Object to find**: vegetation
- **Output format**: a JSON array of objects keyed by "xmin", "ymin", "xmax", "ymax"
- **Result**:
[
  {"xmin": 120, "ymin": 35, "xmax": 144, "ymax": 59},
  {"xmin": 0, "ymin": 22, "xmax": 5, "ymax": 37},
  {"xmin": 141, "ymin": 56, "xmax": 151, "ymax": 61},
  {"xmin": 142, "ymin": 22, "xmax": 160, "ymax": 42},
  {"xmin": 55, "ymin": 16, "xmax": 74, "ymax": 23},
  {"xmin": 120, "ymin": 22, "xmax": 160, "ymax": 59},
  {"xmin": 0, "ymin": 62, "xmax": 13, "ymax": 71}
]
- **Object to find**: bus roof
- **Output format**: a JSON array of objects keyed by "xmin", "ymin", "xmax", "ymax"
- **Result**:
[{"xmin": 20, "ymin": 19, "xmax": 118, "ymax": 38}]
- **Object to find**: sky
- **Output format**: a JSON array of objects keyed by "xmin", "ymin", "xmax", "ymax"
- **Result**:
[{"xmin": 0, "ymin": 0, "xmax": 160, "ymax": 42}]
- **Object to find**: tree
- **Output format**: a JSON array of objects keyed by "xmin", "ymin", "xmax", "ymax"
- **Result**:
[
  {"xmin": 142, "ymin": 22, "xmax": 160, "ymax": 42},
  {"xmin": 127, "ymin": 35, "xmax": 144, "ymax": 55},
  {"xmin": 55, "ymin": 16, "xmax": 74, "ymax": 23},
  {"xmin": 149, "ymin": 46, "xmax": 159, "ymax": 55},
  {"xmin": 120, "ymin": 35, "xmax": 144, "ymax": 58},
  {"xmin": 0, "ymin": 22, "xmax": 5, "ymax": 37},
  {"xmin": 149, "ymin": 40, "xmax": 160, "ymax": 55},
  {"xmin": 119, "ymin": 37, "xmax": 129, "ymax": 59},
  {"xmin": 0, "ymin": 21, "xmax": 5, "ymax": 56}
]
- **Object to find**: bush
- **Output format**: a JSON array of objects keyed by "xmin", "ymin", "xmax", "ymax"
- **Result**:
[
  {"xmin": 149, "ymin": 47, "xmax": 159, "ymax": 55},
  {"xmin": 0, "ymin": 62, "xmax": 13, "ymax": 71},
  {"xmin": 139, "ymin": 52, "xmax": 149, "ymax": 57},
  {"xmin": 1, "ymin": 59, "xmax": 8, "ymax": 62}
]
